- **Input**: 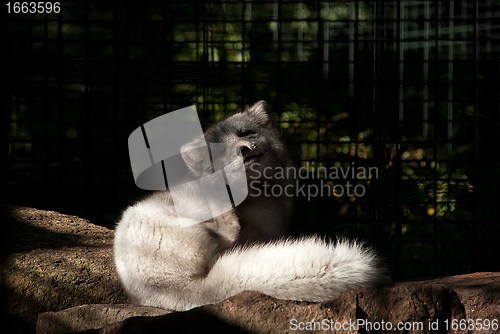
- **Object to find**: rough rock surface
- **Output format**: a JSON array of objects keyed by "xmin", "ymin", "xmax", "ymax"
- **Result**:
[
  {"xmin": 2, "ymin": 205, "xmax": 499, "ymax": 334},
  {"xmin": 434, "ymin": 272, "xmax": 500, "ymax": 321},
  {"xmin": 36, "ymin": 304, "xmax": 170, "ymax": 334},
  {"xmin": 38, "ymin": 274, "xmax": 500, "ymax": 334},
  {"xmin": 1, "ymin": 205, "xmax": 128, "ymax": 334}
]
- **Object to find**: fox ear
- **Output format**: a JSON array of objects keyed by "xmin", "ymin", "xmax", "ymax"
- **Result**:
[
  {"xmin": 246, "ymin": 100, "xmax": 272, "ymax": 125},
  {"xmin": 180, "ymin": 136, "xmax": 211, "ymax": 176}
]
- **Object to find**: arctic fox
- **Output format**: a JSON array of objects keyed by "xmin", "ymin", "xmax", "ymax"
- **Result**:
[{"xmin": 113, "ymin": 101, "xmax": 386, "ymax": 311}]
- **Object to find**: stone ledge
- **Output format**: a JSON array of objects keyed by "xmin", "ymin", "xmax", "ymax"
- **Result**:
[
  {"xmin": 1, "ymin": 205, "xmax": 128, "ymax": 334},
  {"xmin": 37, "ymin": 273, "xmax": 500, "ymax": 334},
  {"xmin": 2, "ymin": 205, "xmax": 499, "ymax": 334},
  {"xmin": 36, "ymin": 304, "xmax": 170, "ymax": 334}
]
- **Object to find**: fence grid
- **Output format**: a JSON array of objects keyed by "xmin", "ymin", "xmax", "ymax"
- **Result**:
[{"xmin": 5, "ymin": 0, "xmax": 500, "ymax": 279}]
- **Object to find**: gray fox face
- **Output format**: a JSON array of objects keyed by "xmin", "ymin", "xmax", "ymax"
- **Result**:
[
  {"xmin": 206, "ymin": 101, "xmax": 288, "ymax": 177},
  {"xmin": 181, "ymin": 101, "xmax": 288, "ymax": 180}
]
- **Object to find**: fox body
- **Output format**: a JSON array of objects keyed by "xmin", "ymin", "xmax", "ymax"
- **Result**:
[{"xmin": 114, "ymin": 101, "xmax": 386, "ymax": 310}]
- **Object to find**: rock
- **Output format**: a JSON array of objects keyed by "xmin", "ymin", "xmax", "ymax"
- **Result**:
[
  {"xmin": 38, "ymin": 273, "xmax": 500, "ymax": 334},
  {"xmin": 434, "ymin": 272, "xmax": 500, "ymax": 321},
  {"xmin": 36, "ymin": 304, "xmax": 170, "ymax": 334},
  {"xmin": 1, "ymin": 205, "xmax": 128, "ymax": 334},
  {"xmin": 3, "ymin": 205, "xmax": 500, "ymax": 333}
]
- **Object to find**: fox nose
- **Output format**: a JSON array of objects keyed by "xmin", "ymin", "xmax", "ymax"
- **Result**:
[{"xmin": 239, "ymin": 145, "xmax": 251, "ymax": 157}]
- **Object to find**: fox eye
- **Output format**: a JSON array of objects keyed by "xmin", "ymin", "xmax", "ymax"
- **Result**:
[{"xmin": 238, "ymin": 129, "xmax": 256, "ymax": 137}]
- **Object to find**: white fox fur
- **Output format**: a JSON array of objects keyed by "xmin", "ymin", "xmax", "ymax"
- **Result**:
[{"xmin": 114, "ymin": 101, "xmax": 386, "ymax": 311}]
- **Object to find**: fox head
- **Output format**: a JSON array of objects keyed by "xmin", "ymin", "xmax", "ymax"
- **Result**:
[{"xmin": 181, "ymin": 101, "xmax": 288, "ymax": 180}]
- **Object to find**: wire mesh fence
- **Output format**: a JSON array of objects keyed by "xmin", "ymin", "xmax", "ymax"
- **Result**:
[{"xmin": 5, "ymin": 1, "xmax": 500, "ymax": 279}]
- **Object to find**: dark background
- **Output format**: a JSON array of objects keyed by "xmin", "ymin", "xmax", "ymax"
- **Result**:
[{"xmin": 4, "ymin": 0, "xmax": 500, "ymax": 280}]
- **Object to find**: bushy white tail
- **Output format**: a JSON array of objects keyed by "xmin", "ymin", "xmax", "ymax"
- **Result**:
[{"xmin": 138, "ymin": 237, "xmax": 386, "ymax": 310}]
